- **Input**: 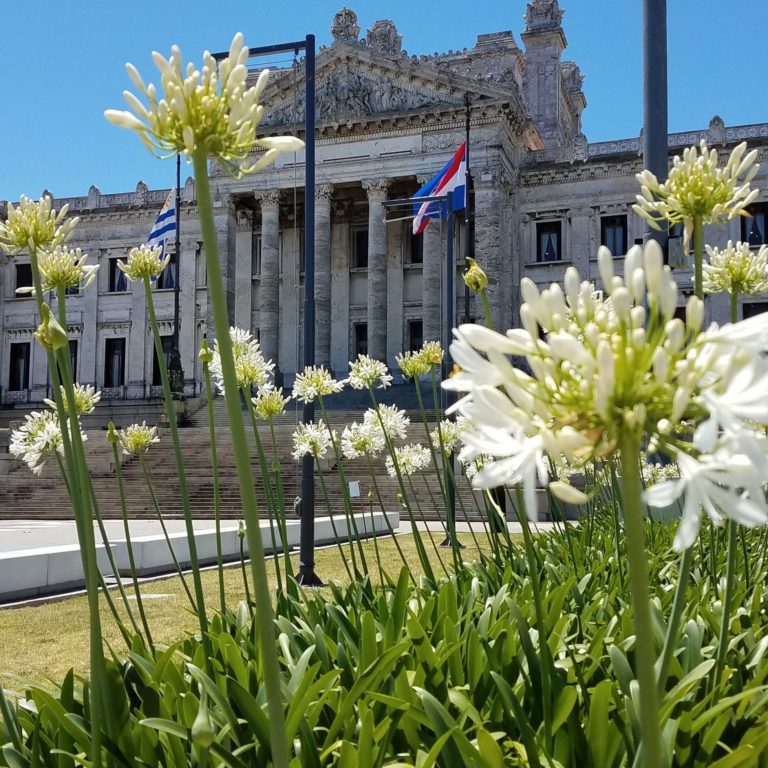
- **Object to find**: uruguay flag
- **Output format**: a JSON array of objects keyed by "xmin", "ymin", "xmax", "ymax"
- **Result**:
[
  {"xmin": 147, "ymin": 188, "xmax": 177, "ymax": 257},
  {"xmin": 412, "ymin": 143, "xmax": 466, "ymax": 235}
]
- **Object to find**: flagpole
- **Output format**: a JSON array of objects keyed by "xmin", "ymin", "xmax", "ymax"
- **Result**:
[
  {"xmin": 169, "ymin": 153, "xmax": 184, "ymax": 395},
  {"xmin": 463, "ymin": 92, "xmax": 472, "ymax": 323}
]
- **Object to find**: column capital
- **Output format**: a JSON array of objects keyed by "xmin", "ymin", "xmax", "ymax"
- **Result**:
[
  {"xmin": 362, "ymin": 178, "xmax": 393, "ymax": 199},
  {"xmin": 236, "ymin": 208, "xmax": 254, "ymax": 229},
  {"xmin": 315, "ymin": 183, "xmax": 334, "ymax": 201},
  {"xmin": 254, "ymin": 189, "xmax": 281, "ymax": 208}
]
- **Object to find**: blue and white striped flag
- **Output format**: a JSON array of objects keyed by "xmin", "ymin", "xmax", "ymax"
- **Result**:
[{"xmin": 147, "ymin": 188, "xmax": 176, "ymax": 257}]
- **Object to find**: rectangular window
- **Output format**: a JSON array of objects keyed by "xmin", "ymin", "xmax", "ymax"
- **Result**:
[
  {"xmin": 152, "ymin": 335, "xmax": 174, "ymax": 385},
  {"xmin": 9, "ymin": 342, "xmax": 30, "ymax": 390},
  {"xmin": 601, "ymin": 215, "xmax": 627, "ymax": 255},
  {"xmin": 108, "ymin": 258, "xmax": 128, "ymax": 292},
  {"xmin": 104, "ymin": 338, "xmax": 126, "ymax": 388},
  {"xmin": 196, "ymin": 242, "xmax": 207, "ymax": 287},
  {"xmin": 407, "ymin": 319, "xmax": 423, "ymax": 352},
  {"xmin": 353, "ymin": 322, "xmax": 368, "ymax": 357},
  {"xmin": 251, "ymin": 236, "xmax": 261, "ymax": 276},
  {"xmin": 742, "ymin": 203, "xmax": 768, "ymax": 247},
  {"xmin": 69, "ymin": 340, "xmax": 78, "ymax": 380},
  {"xmin": 353, "ymin": 227, "xmax": 369, "ymax": 269},
  {"xmin": 743, "ymin": 302, "xmax": 768, "ymax": 319},
  {"xmin": 536, "ymin": 221, "xmax": 562, "ymax": 262},
  {"xmin": 408, "ymin": 230, "xmax": 424, "ymax": 265},
  {"xmin": 15, "ymin": 263, "xmax": 32, "ymax": 293},
  {"xmin": 156, "ymin": 252, "xmax": 177, "ymax": 290}
]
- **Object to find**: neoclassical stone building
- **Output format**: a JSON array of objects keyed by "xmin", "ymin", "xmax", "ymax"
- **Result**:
[{"xmin": 1, "ymin": 1, "xmax": 767, "ymax": 404}]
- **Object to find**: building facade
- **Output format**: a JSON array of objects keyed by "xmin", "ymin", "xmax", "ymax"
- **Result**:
[{"xmin": 1, "ymin": 1, "xmax": 767, "ymax": 404}]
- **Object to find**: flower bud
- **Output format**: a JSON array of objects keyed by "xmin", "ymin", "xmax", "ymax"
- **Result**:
[
  {"xmin": 191, "ymin": 692, "xmax": 216, "ymax": 750},
  {"xmin": 34, "ymin": 304, "xmax": 68, "ymax": 351},
  {"xmin": 597, "ymin": 246, "xmax": 614, "ymax": 287},
  {"xmin": 463, "ymin": 257, "xmax": 488, "ymax": 293},
  {"xmin": 106, "ymin": 421, "xmax": 119, "ymax": 445},
  {"xmin": 198, "ymin": 339, "xmax": 214, "ymax": 364},
  {"xmin": 686, "ymin": 296, "xmax": 704, "ymax": 333}
]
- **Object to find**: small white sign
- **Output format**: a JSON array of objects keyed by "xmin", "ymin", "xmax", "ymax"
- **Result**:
[{"xmin": 349, "ymin": 481, "xmax": 361, "ymax": 498}]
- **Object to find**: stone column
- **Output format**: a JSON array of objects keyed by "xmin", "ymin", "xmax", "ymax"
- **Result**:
[
  {"xmin": 363, "ymin": 178, "xmax": 391, "ymax": 361},
  {"xmin": 256, "ymin": 190, "xmax": 281, "ymax": 372},
  {"xmin": 474, "ymin": 173, "xmax": 503, "ymax": 329},
  {"xmin": 315, "ymin": 184, "xmax": 333, "ymax": 370},
  {"xmin": 422, "ymin": 203, "xmax": 442, "ymax": 344}
]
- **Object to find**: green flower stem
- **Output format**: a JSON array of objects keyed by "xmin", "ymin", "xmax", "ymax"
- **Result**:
[
  {"xmin": 619, "ymin": 432, "xmax": 663, "ymax": 768},
  {"xmin": 314, "ymin": 461, "xmax": 356, "ymax": 582},
  {"xmin": 111, "ymin": 441, "xmax": 154, "ymax": 650},
  {"xmin": 693, "ymin": 215, "xmax": 704, "ymax": 300},
  {"xmin": 202, "ymin": 364, "xmax": 226, "ymax": 614},
  {"xmin": 316, "ymin": 396, "xmax": 367, "ymax": 574},
  {"xmin": 711, "ymin": 290, "xmax": 741, "ymax": 691},
  {"xmin": 142, "ymin": 275, "xmax": 211, "ymax": 662},
  {"xmin": 363, "ymin": 452, "xmax": 414, "ymax": 583},
  {"xmin": 406, "ymin": 475, "xmax": 450, "ymax": 579},
  {"xmin": 479, "ymin": 287, "xmax": 493, "ymax": 329},
  {"xmin": 49, "ymin": 283, "xmax": 106, "ymax": 768},
  {"xmin": 267, "ymin": 418, "xmax": 295, "ymax": 584},
  {"xmin": 193, "ymin": 148, "xmax": 289, "ymax": 768},
  {"xmin": 243, "ymin": 394, "xmax": 284, "ymax": 593},
  {"xmin": 139, "ymin": 456, "xmax": 196, "ymax": 608},
  {"xmin": 513, "ymin": 486, "xmax": 552, "ymax": 749}
]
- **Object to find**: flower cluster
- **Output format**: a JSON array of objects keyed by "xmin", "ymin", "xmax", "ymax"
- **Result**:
[
  {"xmin": 16, "ymin": 245, "xmax": 98, "ymax": 296},
  {"xmin": 118, "ymin": 244, "xmax": 170, "ymax": 282},
  {"xmin": 396, "ymin": 341, "xmax": 444, "ymax": 379},
  {"xmin": 0, "ymin": 195, "xmax": 78, "ymax": 256},
  {"xmin": 293, "ymin": 365, "xmax": 344, "ymax": 403},
  {"xmin": 634, "ymin": 140, "xmax": 759, "ymax": 247},
  {"xmin": 445, "ymin": 239, "xmax": 768, "ymax": 549},
  {"xmin": 251, "ymin": 387, "xmax": 290, "ymax": 420},
  {"xmin": 44, "ymin": 384, "xmax": 101, "ymax": 415},
  {"xmin": 341, "ymin": 420, "xmax": 385, "ymax": 460},
  {"xmin": 9, "ymin": 410, "xmax": 72, "ymax": 476},
  {"xmin": 292, "ymin": 422, "xmax": 336, "ymax": 460},
  {"xmin": 386, "ymin": 443, "xmax": 431, "ymax": 478},
  {"xmin": 703, "ymin": 240, "xmax": 768, "ymax": 297},
  {"xmin": 365, "ymin": 405, "xmax": 409, "ymax": 441},
  {"xmin": 641, "ymin": 457, "xmax": 680, "ymax": 487},
  {"xmin": 348, "ymin": 355, "xmax": 393, "ymax": 390},
  {"xmin": 105, "ymin": 33, "xmax": 304, "ymax": 177},
  {"xmin": 430, "ymin": 417, "xmax": 468, "ymax": 457},
  {"xmin": 209, "ymin": 326, "xmax": 273, "ymax": 395},
  {"xmin": 118, "ymin": 422, "xmax": 160, "ymax": 456}
]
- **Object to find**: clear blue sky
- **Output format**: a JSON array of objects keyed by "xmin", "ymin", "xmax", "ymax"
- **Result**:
[{"xmin": 1, "ymin": 1, "xmax": 764, "ymax": 201}]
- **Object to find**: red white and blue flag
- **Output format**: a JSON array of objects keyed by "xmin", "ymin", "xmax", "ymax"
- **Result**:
[{"xmin": 412, "ymin": 142, "xmax": 466, "ymax": 235}]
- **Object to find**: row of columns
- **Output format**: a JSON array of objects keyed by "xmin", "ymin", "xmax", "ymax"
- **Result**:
[{"xmin": 253, "ymin": 175, "xmax": 499, "ymax": 371}]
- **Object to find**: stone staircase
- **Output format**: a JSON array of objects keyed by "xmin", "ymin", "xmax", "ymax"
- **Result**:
[{"xmin": 0, "ymin": 398, "xmax": 489, "ymax": 523}]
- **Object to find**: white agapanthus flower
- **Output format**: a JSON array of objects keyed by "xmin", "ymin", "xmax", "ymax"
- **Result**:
[
  {"xmin": 292, "ymin": 421, "xmax": 336, "ymax": 460},
  {"xmin": 347, "ymin": 355, "xmax": 393, "ymax": 390},
  {"xmin": 364, "ymin": 405, "xmax": 409, "ymax": 441},
  {"xmin": 703, "ymin": 240, "xmax": 768, "ymax": 296},
  {"xmin": 106, "ymin": 33, "xmax": 304, "ymax": 176},
  {"xmin": 386, "ymin": 443, "xmax": 431, "ymax": 477},
  {"xmin": 118, "ymin": 422, "xmax": 160, "ymax": 456},
  {"xmin": 252, "ymin": 386, "xmax": 290, "ymax": 420},
  {"xmin": 633, "ymin": 140, "xmax": 759, "ymax": 249},
  {"xmin": 340, "ymin": 421, "xmax": 385, "ymax": 460},
  {"xmin": 44, "ymin": 384, "xmax": 101, "ymax": 415},
  {"xmin": 15, "ymin": 245, "xmax": 98, "ymax": 296},
  {"xmin": 0, "ymin": 195, "xmax": 78, "ymax": 256},
  {"xmin": 430, "ymin": 417, "xmax": 471, "ymax": 457},
  {"xmin": 444, "ymin": 240, "xmax": 768, "ymax": 549},
  {"xmin": 118, "ymin": 243, "xmax": 170, "ymax": 282},
  {"xmin": 292, "ymin": 365, "xmax": 344, "ymax": 403},
  {"xmin": 9, "ymin": 410, "xmax": 87, "ymax": 476},
  {"xmin": 209, "ymin": 326, "xmax": 274, "ymax": 395}
]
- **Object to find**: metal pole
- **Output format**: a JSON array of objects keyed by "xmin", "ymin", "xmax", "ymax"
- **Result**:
[
  {"xmin": 463, "ymin": 93, "xmax": 472, "ymax": 323},
  {"xmin": 440, "ymin": 192, "xmax": 458, "ymax": 548},
  {"xmin": 643, "ymin": 0, "xmax": 668, "ymax": 248},
  {"xmin": 298, "ymin": 34, "xmax": 322, "ymax": 586},
  {"xmin": 168, "ymin": 153, "xmax": 184, "ymax": 395}
]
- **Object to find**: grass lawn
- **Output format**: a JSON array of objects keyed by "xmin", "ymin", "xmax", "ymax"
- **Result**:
[{"xmin": 0, "ymin": 532, "xmax": 498, "ymax": 685}]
